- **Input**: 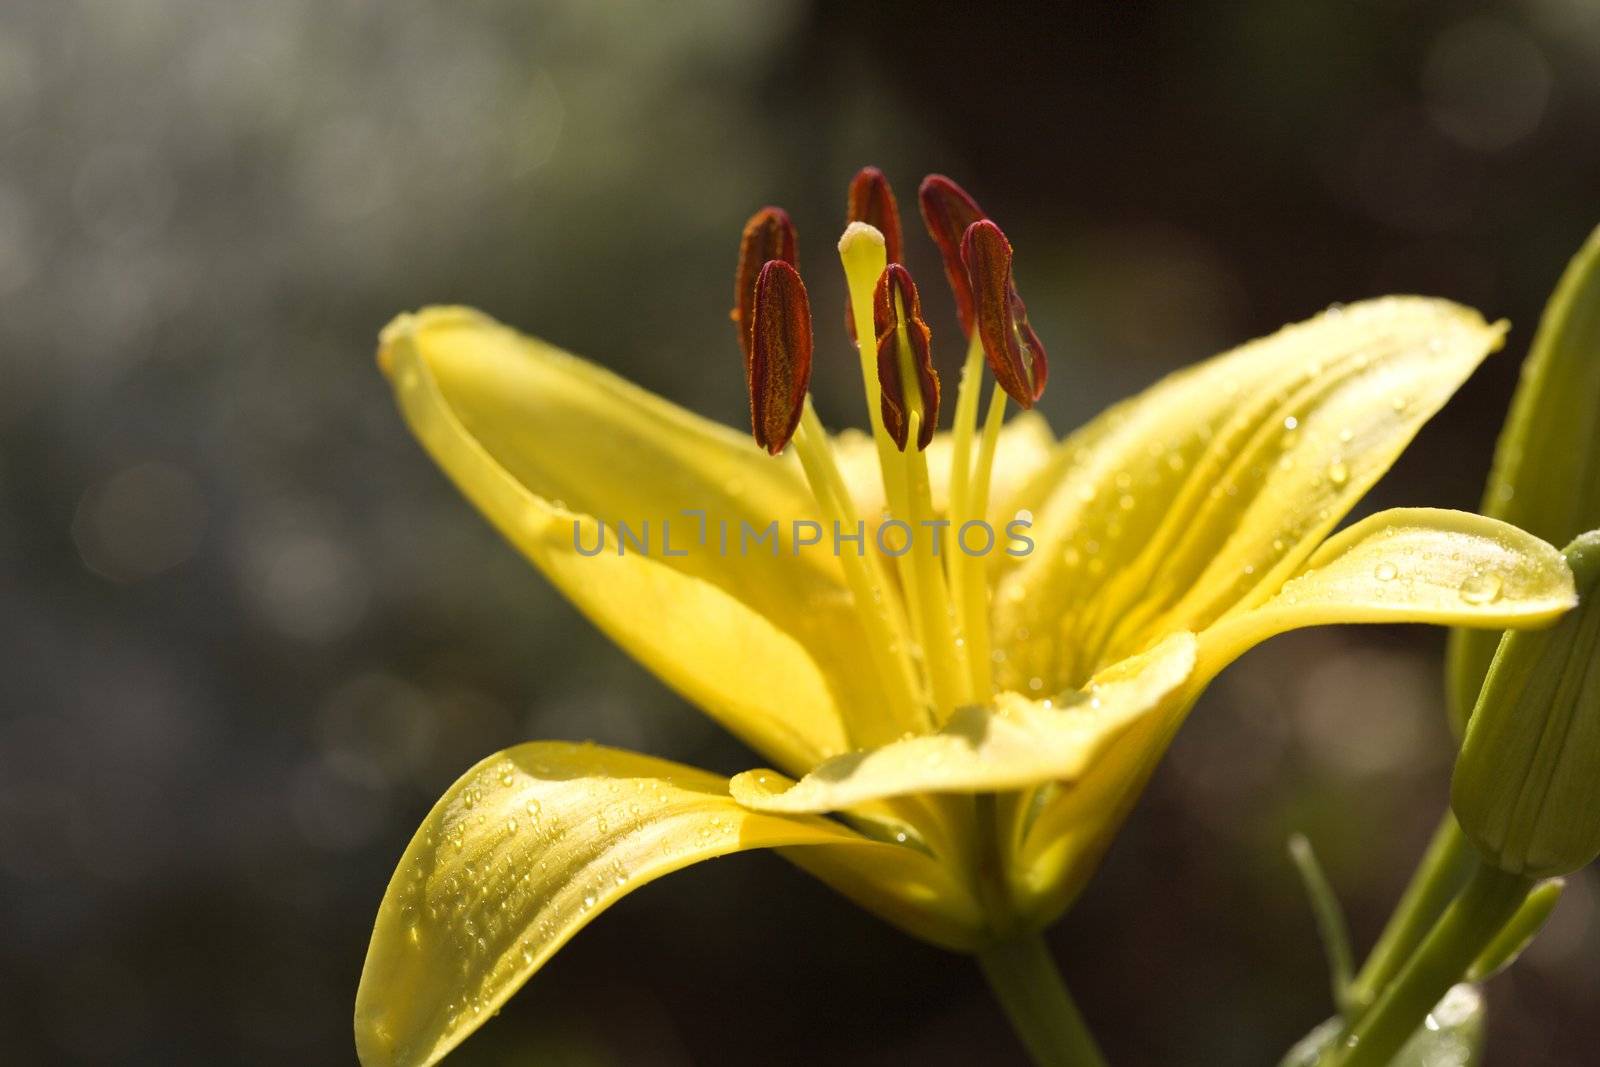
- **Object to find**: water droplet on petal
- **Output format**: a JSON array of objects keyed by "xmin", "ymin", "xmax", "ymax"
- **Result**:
[
  {"xmin": 1374, "ymin": 561, "xmax": 1399, "ymax": 582},
  {"xmin": 1327, "ymin": 460, "xmax": 1349, "ymax": 487},
  {"xmin": 1459, "ymin": 573, "xmax": 1503, "ymax": 605}
]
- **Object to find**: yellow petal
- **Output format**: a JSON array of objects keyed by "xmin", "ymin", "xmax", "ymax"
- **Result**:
[
  {"xmin": 730, "ymin": 633, "xmax": 1195, "ymax": 814},
  {"xmin": 993, "ymin": 298, "xmax": 1506, "ymax": 691},
  {"xmin": 356, "ymin": 742, "xmax": 981, "ymax": 1067},
  {"xmin": 832, "ymin": 410, "xmax": 1056, "ymax": 526},
  {"xmin": 380, "ymin": 307, "xmax": 876, "ymax": 768},
  {"xmin": 1010, "ymin": 509, "xmax": 1573, "ymax": 928},
  {"xmin": 1197, "ymin": 508, "xmax": 1576, "ymax": 678}
]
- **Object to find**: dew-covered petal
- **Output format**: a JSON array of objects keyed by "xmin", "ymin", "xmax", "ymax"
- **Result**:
[
  {"xmin": 355, "ymin": 743, "xmax": 983, "ymax": 1067},
  {"xmin": 379, "ymin": 308, "xmax": 897, "ymax": 766},
  {"xmin": 730, "ymin": 634, "xmax": 1195, "ymax": 814},
  {"xmin": 992, "ymin": 298, "xmax": 1506, "ymax": 691},
  {"xmin": 1197, "ymin": 508, "xmax": 1576, "ymax": 679},
  {"xmin": 1010, "ymin": 509, "xmax": 1573, "ymax": 927}
]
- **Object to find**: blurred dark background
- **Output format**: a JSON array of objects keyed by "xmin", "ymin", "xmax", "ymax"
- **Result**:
[{"xmin": 2, "ymin": 1, "xmax": 1598, "ymax": 1063}]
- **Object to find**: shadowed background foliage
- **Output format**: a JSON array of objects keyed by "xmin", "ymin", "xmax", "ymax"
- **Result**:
[{"xmin": 2, "ymin": 1, "xmax": 1598, "ymax": 1063}]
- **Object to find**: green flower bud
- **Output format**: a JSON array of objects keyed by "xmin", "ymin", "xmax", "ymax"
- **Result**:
[
  {"xmin": 1448, "ymin": 227, "xmax": 1600, "ymax": 734},
  {"xmin": 1453, "ymin": 532, "xmax": 1600, "ymax": 878}
]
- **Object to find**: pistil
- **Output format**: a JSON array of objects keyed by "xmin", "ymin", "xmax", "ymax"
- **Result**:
[{"xmin": 839, "ymin": 222, "xmax": 928, "ymax": 667}]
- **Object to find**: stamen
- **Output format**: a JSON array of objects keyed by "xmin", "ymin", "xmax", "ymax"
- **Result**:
[
  {"xmin": 962, "ymin": 219, "xmax": 1048, "ymax": 409},
  {"xmin": 732, "ymin": 207, "xmax": 798, "ymax": 364},
  {"xmin": 747, "ymin": 260, "xmax": 812, "ymax": 455},
  {"xmin": 917, "ymin": 175, "xmax": 987, "ymax": 336},
  {"xmin": 873, "ymin": 264, "xmax": 940, "ymax": 452},
  {"xmin": 845, "ymin": 167, "xmax": 904, "ymax": 339},
  {"xmin": 922, "ymin": 177, "xmax": 995, "ymax": 655}
]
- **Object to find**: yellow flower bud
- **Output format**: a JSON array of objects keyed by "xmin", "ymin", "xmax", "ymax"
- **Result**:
[
  {"xmin": 1453, "ymin": 532, "xmax": 1600, "ymax": 878},
  {"xmin": 1447, "ymin": 226, "xmax": 1600, "ymax": 732}
]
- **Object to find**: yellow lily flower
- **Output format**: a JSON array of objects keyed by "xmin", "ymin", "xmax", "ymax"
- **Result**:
[{"xmin": 356, "ymin": 170, "xmax": 1576, "ymax": 1067}]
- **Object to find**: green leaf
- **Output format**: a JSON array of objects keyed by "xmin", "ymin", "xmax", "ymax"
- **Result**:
[{"xmin": 1466, "ymin": 877, "xmax": 1564, "ymax": 982}]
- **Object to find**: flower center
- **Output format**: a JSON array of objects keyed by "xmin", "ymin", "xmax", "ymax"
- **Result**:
[{"xmin": 735, "ymin": 169, "xmax": 1049, "ymax": 739}]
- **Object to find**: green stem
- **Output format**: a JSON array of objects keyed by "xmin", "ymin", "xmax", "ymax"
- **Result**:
[
  {"xmin": 1346, "ymin": 810, "xmax": 1471, "ymax": 1011},
  {"xmin": 1331, "ymin": 862, "xmax": 1532, "ymax": 1067},
  {"xmin": 977, "ymin": 933, "xmax": 1110, "ymax": 1067}
]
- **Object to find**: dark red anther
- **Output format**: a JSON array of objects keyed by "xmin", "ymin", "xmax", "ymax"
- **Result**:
[
  {"xmin": 732, "ymin": 207, "xmax": 798, "ymax": 366},
  {"xmin": 917, "ymin": 175, "xmax": 987, "ymax": 336},
  {"xmin": 873, "ymin": 264, "xmax": 940, "ymax": 451},
  {"xmin": 848, "ymin": 167, "xmax": 903, "ymax": 265},
  {"xmin": 961, "ymin": 219, "xmax": 1047, "ymax": 409},
  {"xmin": 845, "ymin": 167, "xmax": 905, "ymax": 339},
  {"xmin": 748, "ymin": 260, "xmax": 814, "ymax": 455}
]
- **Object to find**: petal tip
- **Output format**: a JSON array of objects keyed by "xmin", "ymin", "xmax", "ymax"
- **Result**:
[
  {"xmin": 377, "ymin": 306, "xmax": 498, "ymax": 378},
  {"xmin": 376, "ymin": 312, "xmax": 417, "ymax": 376}
]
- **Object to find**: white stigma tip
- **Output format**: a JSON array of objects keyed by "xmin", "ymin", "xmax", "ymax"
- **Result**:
[{"xmin": 838, "ymin": 220, "xmax": 886, "ymax": 256}]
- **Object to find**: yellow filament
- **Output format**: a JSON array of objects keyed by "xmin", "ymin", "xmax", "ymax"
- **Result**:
[
  {"xmin": 946, "ymin": 333, "xmax": 988, "ymax": 541},
  {"xmin": 902, "ymin": 411, "xmax": 970, "ymax": 715},
  {"xmin": 960, "ymin": 385, "xmax": 1008, "ymax": 696},
  {"xmin": 792, "ymin": 401, "xmax": 928, "ymax": 733},
  {"xmin": 944, "ymin": 333, "xmax": 987, "ymax": 657}
]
